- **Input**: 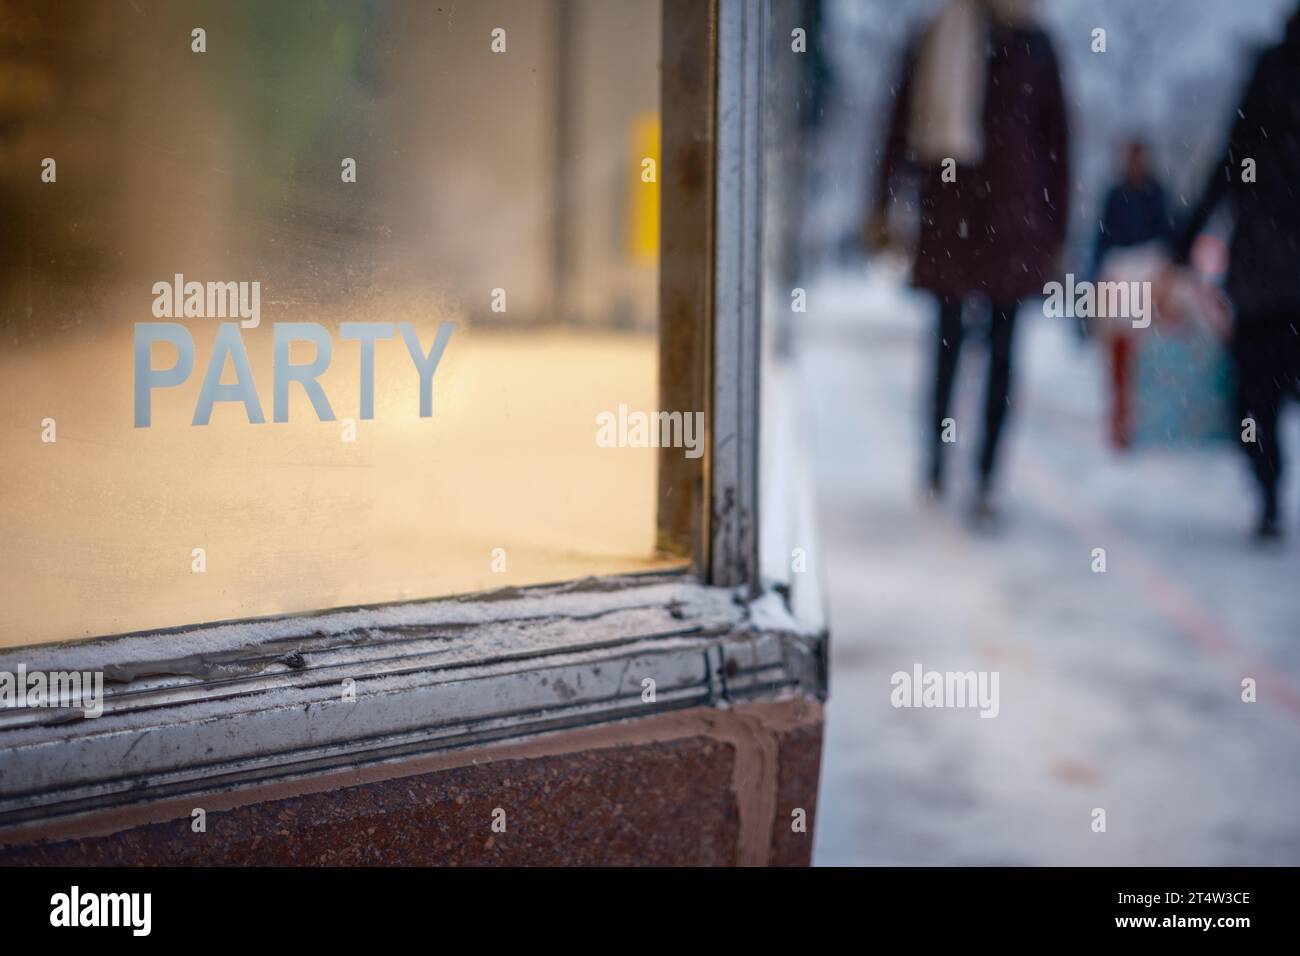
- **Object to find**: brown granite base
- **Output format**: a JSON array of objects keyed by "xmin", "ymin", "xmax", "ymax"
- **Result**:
[{"xmin": 0, "ymin": 698, "xmax": 822, "ymax": 866}]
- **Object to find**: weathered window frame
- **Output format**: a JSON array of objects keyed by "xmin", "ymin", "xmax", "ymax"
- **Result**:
[{"xmin": 0, "ymin": 0, "xmax": 824, "ymax": 833}]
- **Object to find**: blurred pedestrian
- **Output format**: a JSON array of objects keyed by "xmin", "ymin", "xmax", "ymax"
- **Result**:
[
  {"xmin": 869, "ymin": 0, "xmax": 1070, "ymax": 521},
  {"xmin": 1172, "ymin": 4, "xmax": 1300, "ymax": 541},
  {"xmin": 1092, "ymin": 140, "xmax": 1175, "ymax": 278},
  {"xmin": 1091, "ymin": 140, "xmax": 1176, "ymax": 448}
]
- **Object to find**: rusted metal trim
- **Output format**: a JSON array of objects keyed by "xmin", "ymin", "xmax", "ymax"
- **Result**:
[{"xmin": 657, "ymin": 0, "xmax": 716, "ymax": 568}]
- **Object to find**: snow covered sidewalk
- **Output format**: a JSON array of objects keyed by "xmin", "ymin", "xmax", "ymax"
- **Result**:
[{"xmin": 802, "ymin": 265, "xmax": 1300, "ymax": 865}]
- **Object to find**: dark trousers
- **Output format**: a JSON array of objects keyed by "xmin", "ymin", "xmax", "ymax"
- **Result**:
[
  {"xmin": 931, "ymin": 298, "xmax": 1020, "ymax": 488},
  {"xmin": 1234, "ymin": 317, "xmax": 1300, "ymax": 518}
]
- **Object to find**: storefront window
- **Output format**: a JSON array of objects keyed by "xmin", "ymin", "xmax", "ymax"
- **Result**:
[{"xmin": 0, "ymin": 0, "xmax": 680, "ymax": 645}]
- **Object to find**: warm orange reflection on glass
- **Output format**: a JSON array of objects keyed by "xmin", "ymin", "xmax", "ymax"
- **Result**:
[{"xmin": 0, "ymin": 0, "xmax": 675, "ymax": 646}]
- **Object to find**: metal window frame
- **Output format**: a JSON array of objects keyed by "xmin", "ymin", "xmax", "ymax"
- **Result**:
[
  {"xmin": 709, "ymin": 0, "xmax": 765, "ymax": 593},
  {"xmin": 0, "ymin": 0, "xmax": 810, "ymax": 835}
]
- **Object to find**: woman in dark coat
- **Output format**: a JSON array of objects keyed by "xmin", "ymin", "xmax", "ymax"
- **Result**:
[
  {"xmin": 869, "ymin": 0, "xmax": 1070, "ymax": 518},
  {"xmin": 1173, "ymin": 5, "xmax": 1300, "ymax": 540}
]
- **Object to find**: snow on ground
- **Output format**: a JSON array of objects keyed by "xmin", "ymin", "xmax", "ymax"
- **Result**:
[{"xmin": 803, "ymin": 263, "xmax": 1300, "ymax": 866}]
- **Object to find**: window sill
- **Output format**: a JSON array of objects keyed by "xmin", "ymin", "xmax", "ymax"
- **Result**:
[{"xmin": 0, "ymin": 573, "xmax": 825, "ymax": 830}]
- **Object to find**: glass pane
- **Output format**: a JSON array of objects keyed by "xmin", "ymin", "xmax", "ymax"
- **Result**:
[{"xmin": 0, "ymin": 0, "xmax": 681, "ymax": 646}]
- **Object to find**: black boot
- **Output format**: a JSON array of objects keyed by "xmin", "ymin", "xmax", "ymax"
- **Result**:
[
  {"xmin": 968, "ymin": 475, "xmax": 998, "ymax": 528},
  {"xmin": 1255, "ymin": 488, "xmax": 1282, "ymax": 541},
  {"xmin": 926, "ymin": 455, "xmax": 944, "ymax": 499}
]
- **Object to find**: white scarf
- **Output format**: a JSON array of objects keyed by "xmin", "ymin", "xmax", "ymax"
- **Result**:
[{"xmin": 908, "ymin": 0, "xmax": 1038, "ymax": 166}]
